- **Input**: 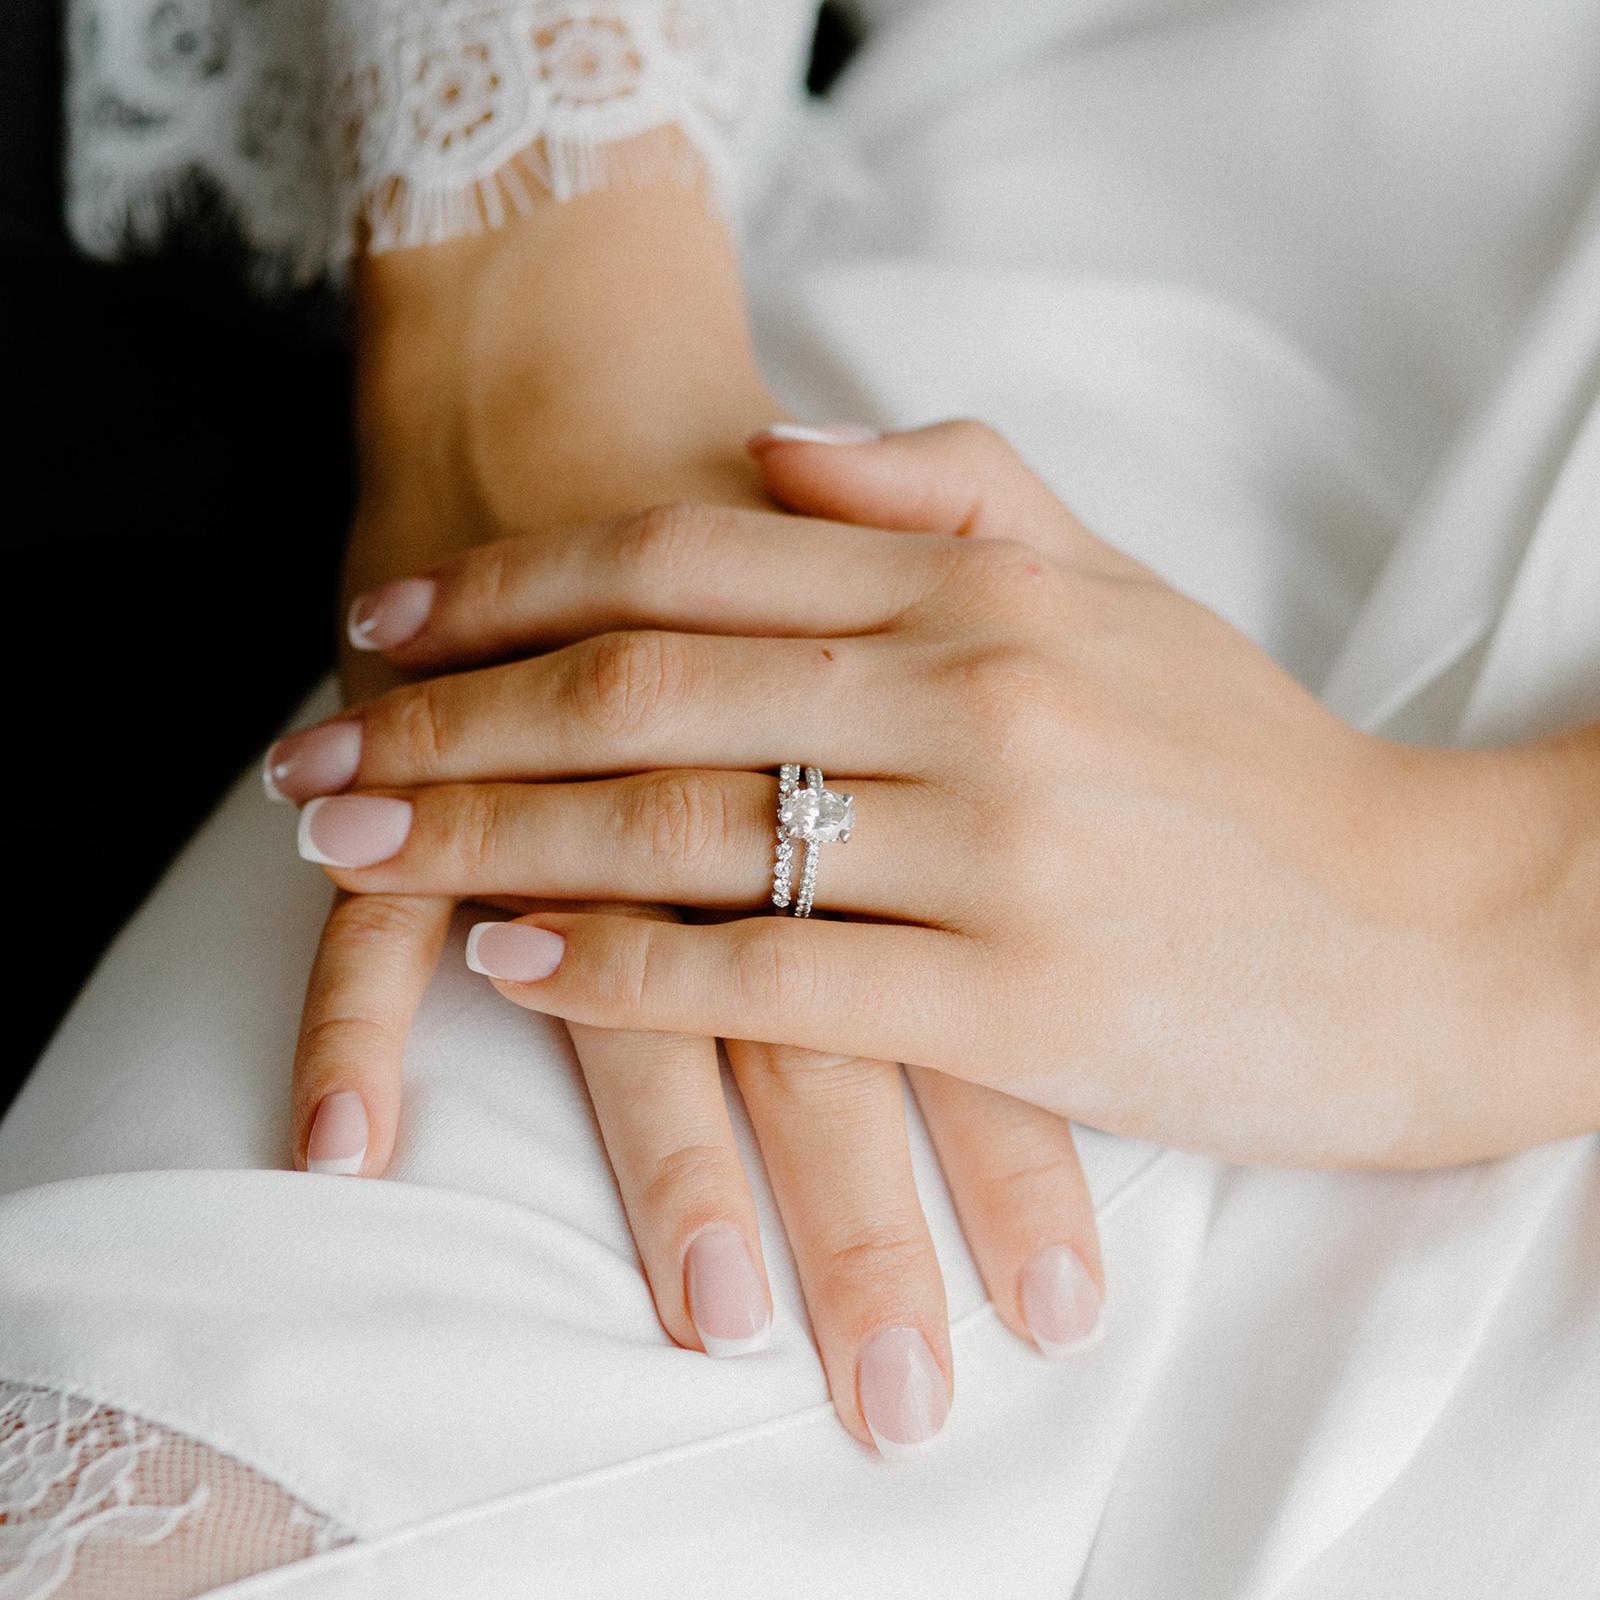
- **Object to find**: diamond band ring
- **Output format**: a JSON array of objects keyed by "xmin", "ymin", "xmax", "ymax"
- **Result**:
[{"xmin": 771, "ymin": 765, "xmax": 854, "ymax": 917}]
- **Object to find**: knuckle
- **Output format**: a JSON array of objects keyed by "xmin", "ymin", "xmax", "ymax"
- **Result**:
[
  {"xmin": 323, "ymin": 894, "xmax": 436, "ymax": 952},
  {"xmin": 379, "ymin": 677, "xmax": 457, "ymax": 774},
  {"xmin": 614, "ymin": 501, "xmax": 725, "ymax": 591},
  {"xmin": 733, "ymin": 1043, "xmax": 869, "ymax": 1110},
  {"xmin": 962, "ymin": 536, "xmax": 1052, "ymax": 600},
  {"xmin": 921, "ymin": 534, "xmax": 1056, "ymax": 623},
  {"xmin": 818, "ymin": 1225, "xmax": 933, "ymax": 1297},
  {"xmin": 569, "ymin": 629, "xmax": 685, "ymax": 741},
  {"xmin": 297, "ymin": 1010, "xmax": 399, "ymax": 1069},
  {"xmin": 979, "ymin": 1153, "xmax": 1086, "ymax": 1221},
  {"xmin": 639, "ymin": 1138, "xmax": 747, "ymax": 1218},
  {"xmin": 455, "ymin": 539, "xmax": 519, "ymax": 623},
  {"xmin": 728, "ymin": 920, "xmax": 820, "ymax": 1018},
  {"xmin": 950, "ymin": 643, "xmax": 1060, "ymax": 760},
  {"xmin": 629, "ymin": 770, "xmax": 732, "ymax": 874},
  {"xmin": 944, "ymin": 416, "xmax": 1006, "ymax": 454},
  {"xmin": 438, "ymin": 783, "xmax": 505, "ymax": 877},
  {"xmin": 583, "ymin": 917, "xmax": 657, "ymax": 1015}
]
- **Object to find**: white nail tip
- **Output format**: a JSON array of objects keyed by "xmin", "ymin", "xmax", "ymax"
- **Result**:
[
  {"xmin": 346, "ymin": 603, "xmax": 381, "ymax": 651},
  {"xmin": 758, "ymin": 422, "xmax": 880, "ymax": 445},
  {"xmin": 464, "ymin": 922, "xmax": 498, "ymax": 977},
  {"xmin": 307, "ymin": 1151, "xmax": 365, "ymax": 1177},
  {"xmin": 261, "ymin": 752, "xmax": 289, "ymax": 803},
  {"xmin": 699, "ymin": 1323, "xmax": 772, "ymax": 1360},
  {"xmin": 296, "ymin": 798, "xmax": 346, "ymax": 866},
  {"xmin": 1034, "ymin": 1317, "xmax": 1107, "ymax": 1361},
  {"xmin": 866, "ymin": 1427, "xmax": 940, "ymax": 1461}
]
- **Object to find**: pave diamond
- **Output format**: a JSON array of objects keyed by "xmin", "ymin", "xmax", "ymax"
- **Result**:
[{"xmin": 778, "ymin": 786, "xmax": 854, "ymax": 843}]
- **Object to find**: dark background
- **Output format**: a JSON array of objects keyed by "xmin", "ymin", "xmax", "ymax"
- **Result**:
[{"xmin": 3, "ymin": 3, "xmax": 859, "ymax": 1116}]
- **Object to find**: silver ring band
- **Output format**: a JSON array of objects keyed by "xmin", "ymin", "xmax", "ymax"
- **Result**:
[{"xmin": 771, "ymin": 764, "xmax": 854, "ymax": 917}]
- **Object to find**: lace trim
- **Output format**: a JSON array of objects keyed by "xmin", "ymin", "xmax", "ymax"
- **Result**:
[
  {"xmin": 0, "ymin": 1383, "xmax": 353, "ymax": 1600},
  {"xmin": 66, "ymin": 0, "xmax": 754, "ymax": 280}
]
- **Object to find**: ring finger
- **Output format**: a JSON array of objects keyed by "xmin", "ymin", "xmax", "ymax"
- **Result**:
[{"xmin": 296, "ymin": 771, "xmax": 952, "ymax": 922}]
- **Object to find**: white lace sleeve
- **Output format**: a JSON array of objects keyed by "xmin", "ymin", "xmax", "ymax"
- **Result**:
[
  {"xmin": 0, "ymin": 1380, "xmax": 353, "ymax": 1599},
  {"xmin": 66, "ymin": 0, "xmax": 765, "ymax": 281}
]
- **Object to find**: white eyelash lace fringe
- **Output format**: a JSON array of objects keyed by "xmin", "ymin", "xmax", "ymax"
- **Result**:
[{"xmin": 66, "ymin": 0, "xmax": 754, "ymax": 280}]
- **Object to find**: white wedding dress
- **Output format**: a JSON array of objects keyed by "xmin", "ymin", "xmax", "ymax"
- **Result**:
[{"xmin": 5, "ymin": 2, "xmax": 1598, "ymax": 1595}]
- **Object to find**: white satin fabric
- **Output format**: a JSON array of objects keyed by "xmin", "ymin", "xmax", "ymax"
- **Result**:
[{"xmin": 6, "ymin": 1, "xmax": 1599, "ymax": 1594}]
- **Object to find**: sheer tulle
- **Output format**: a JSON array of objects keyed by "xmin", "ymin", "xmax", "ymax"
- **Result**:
[{"xmin": 0, "ymin": 1382, "xmax": 352, "ymax": 1600}]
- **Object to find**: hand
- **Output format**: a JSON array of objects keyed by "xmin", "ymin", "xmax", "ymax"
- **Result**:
[
  {"xmin": 289, "ymin": 420, "xmax": 1600, "ymax": 1169},
  {"xmin": 270, "ymin": 191, "xmax": 1107, "ymax": 1457}
]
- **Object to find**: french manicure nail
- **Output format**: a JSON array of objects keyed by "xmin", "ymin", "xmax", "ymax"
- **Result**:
[
  {"xmin": 749, "ymin": 422, "xmax": 881, "ymax": 448},
  {"xmin": 685, "ymin": 1225, "xmax": 771, "ymax": 1357},
  {"xmin": 262, "ymin": 721, "xmax": 362, "ymax": 804},
  {"xmin": 465, "ymin": 921, "xmax": 566, "ymax": 982},
  {"xmin": 857, "ymin": 1326, "xmax": 949, "ymax": 1458},
  {"xmin": 306, "ymin": 1090, "xmax": 367, "ymax": 1176},
  {"xmin": 1020, "ymin": 1245, "xmax": 1103, "ymax": 1357},
  {"xmin": 347, "ymin": 577, "xmax": 436, "ymax": 652},
  {"xmin": 297, "ymin": 795, "xmax": 413, "ymax": 868}
]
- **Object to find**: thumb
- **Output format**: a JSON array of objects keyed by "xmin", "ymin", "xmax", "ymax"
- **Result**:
[{"xmin": 747, "ymin": 419, "xmax": 1104, "ymax": 562}]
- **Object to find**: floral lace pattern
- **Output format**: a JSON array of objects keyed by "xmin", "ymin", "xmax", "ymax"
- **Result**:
[
  {"xmin": 67, "ymin": 0, "xmax": 756, "ymax": 280},
  {"xmin": 0, "ymin": 1383, "xmax": 352, "ymax": 1600}
]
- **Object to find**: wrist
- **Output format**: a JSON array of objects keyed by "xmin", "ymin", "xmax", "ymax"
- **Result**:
[
  {"xmin": 1377, "ymin": 728, "xmax": 1600, "ymax": 1157},
  {"xmin": 351, "ymin": 154, "xmax": 780, "ymax": 542}
]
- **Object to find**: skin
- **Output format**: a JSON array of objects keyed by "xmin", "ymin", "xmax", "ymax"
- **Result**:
[
  {"xmin": 299, "ymin": 419, "xmax": 1600, "ymax": 1173},
  {"xmin": 289, "ymin": 160, "xmax": 1103, "ymax": 1454}
]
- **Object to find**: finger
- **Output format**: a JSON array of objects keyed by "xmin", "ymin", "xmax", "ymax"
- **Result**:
[
  {"xmin": 908, "ymin": 1068, "xmax": 1103, "ymax": 1355},
  {"xmin": 347, "ymin": 502, "xmax": 948, "ymax": 670},
  {"xmin": 461, "ymin": 911, "xmax": 988, "ymax": 1084},
  {"xmin": 750, "ymin": 419, "xmax": 1137, "ymax": 572},
  {"xmin": 270, "ymin": 631, "xmax": 911, "ymax": 801},
  {"xmin": 291, "ymin": 893, "xmax": 454, "ymax": 1176},
  {"xmin": 569, "ymin": 1002, "xmax": 771, "ymax": 1357},
  {"xmin": 296, "ymin": 774, "xmax": 943, "ymax": 920},
  {"xmin": 727, "ymin": 1040, "xmax": 952, "ymax": 1454}
]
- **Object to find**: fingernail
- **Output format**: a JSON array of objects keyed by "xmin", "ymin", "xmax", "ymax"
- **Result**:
[
  {"xmin": 857, "ymin": 1326, "xmax": 949, "ymax": 1458},
  {"xmin": 465, "ymin": 921, "xmax": 566, "ymax": 982},
  {"xmin": 685, "ymin": 1225, "xmax": 771, "ymax": 1357},
  {"xmin": 1020, "ymin": 1245, "xmax": 1103, "ymax": 1357},
  {"xmin": 262, "ymin": 721, "xmax": 362, "ymax": 804},
  {"xmin": 306, "ymin": 1090, "xmax": 367, "ymax": 1176},
  {"xmin": 347, "ymin": 577, "xmax": 436, "ymax": 652},
  {"xmin": 297, "ymin": 795, "xmax": 412, "ymax": 867},
  {"xmin": 748, "ymin": 422, "xmax": 880, "ymax": 448}
]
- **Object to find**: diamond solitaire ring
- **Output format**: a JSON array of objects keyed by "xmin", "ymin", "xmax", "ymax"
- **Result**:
[{"xmin": 771, "ymin": 765, "xmax": 854, "ymax": 918}]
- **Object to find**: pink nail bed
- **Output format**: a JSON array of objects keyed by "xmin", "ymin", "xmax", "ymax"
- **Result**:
[
  {"xmin": 347, "ymin": 577, "xmax": 436, "ymax": 652},
  {"xmin": 297, "ymin": 795, "xmax": 413, "ymax": 868},
  {"xmin": 262, "ymin": 721, "xmax": 362, "ymax": 804},
  {"xmin": 685, "ymin": 1226, "xmax": 770, "ymax": 1358},
  {"xmin": 1020, "ymin": 1245, "xmax": 1103, "ymax": 1357},
  {"xmin": 857, "ymin": 1326, "xmax": 949, "ymax": 1458},
  {"xmin": 306, "ymin": 1090, "xmax": 367, "ymax": 1176},
  {"xmin": 465, "ymin": 921, "xmax": 566, "ymax": 982}
]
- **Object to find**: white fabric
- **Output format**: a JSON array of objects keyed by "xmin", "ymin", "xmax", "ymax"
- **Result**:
[{"xmin": 8, "ymin": 0, "xmax": 1600, "ymax": 1594}]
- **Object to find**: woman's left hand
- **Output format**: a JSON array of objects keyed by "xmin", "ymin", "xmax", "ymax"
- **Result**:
[{"xmin": 292, "ymin": 420, "xmax": 1600, "ymax": 1169}]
